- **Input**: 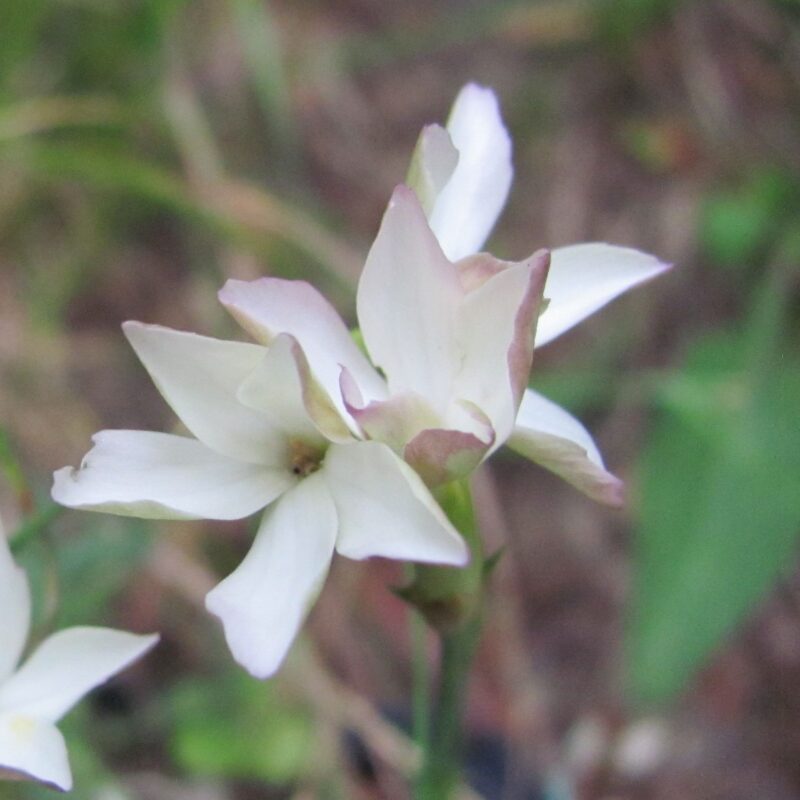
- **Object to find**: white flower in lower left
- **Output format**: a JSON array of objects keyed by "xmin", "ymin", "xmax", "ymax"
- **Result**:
[
  {"xmin": 0, "ymin": 524, "xmax": 157, "ymax": 792},
  {"xmin": 52, "ymin": 324, "xmax": 467, "ymax": 680}
]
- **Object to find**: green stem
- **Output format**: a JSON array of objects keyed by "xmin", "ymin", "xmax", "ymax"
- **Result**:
[
  {"xmin": 408, "ymin": 479, "xmax": 486, "ymax": 799},
  {"xmin": 10, "ymin": 502, "xmax": 62, "ymax": 554},
  {"xmin": 411, "ymin": 608, "xmax": 431, "ymax": 753},
  {"xmin": 416, "ymin": 609, "xmax": 483, "ymax": 798}
]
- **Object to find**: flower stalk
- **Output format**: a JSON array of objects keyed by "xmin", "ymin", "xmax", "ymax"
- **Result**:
[{"xmin": 405, "ymin": 479, "xmax": 485, "ymax": 799}]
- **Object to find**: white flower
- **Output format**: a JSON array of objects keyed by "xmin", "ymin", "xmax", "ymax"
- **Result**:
[
  {"xmin": 220, "ymin": 189, "xmax": 550, "ymax": 488},
  {"xmin": 409, "ymin": 83, "xmax": 672, "ymax": 503},
  {"xmin": 0, "ymin": 521, "xmax": 156, "ymax": 792},
  {"xmin": 218, "ymin": 87, "xmax": 670, "ymax": 503},
  {"xmin": 52, "ymin": 326, "xmax": 467, "ymax": 679}
]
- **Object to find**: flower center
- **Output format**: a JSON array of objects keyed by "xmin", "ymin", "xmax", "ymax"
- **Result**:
[{"xmin": 289, "ymin": 439, "xmax": 324, "ymax": 478}]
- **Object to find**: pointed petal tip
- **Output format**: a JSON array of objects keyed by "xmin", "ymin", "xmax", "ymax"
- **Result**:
[
  {"xmin": 530, "ymin": 247, "xmax": 552, "ymax": 275},
  {"xmin": 204, "ymin": 592, "xmax": 281, "ymax": 681},
  {"xmin": 455, "ymin": 82, "xmax": 503, "ymax": 110},
  {"xmin": 338, "ymin": 365, "xmax": 364, "ymax": 412},
  {"xmin": 420, "ymin": 122, "xmax": 445, "ymax": 136},
  {"xmin": 656, "ymin": 259, "xmax": 674, "ymax": 275},
  {"xmin": 120, "ymin": 319, "xmax": 142, "ymax": 335},
  {"xmin": 121, "ymin": 319, "xmax": 174, "ymax": 344},
  {"xmin": 136, "ymin": 631, "xmax": 161, "ymax": 655},
  {"xmin": 536, "ymin": 244, "xmax": 673, "ymax": 347},
  {"xmin": 632, "ymin": 254, "xmax": 673, "ymax": 279},
  {"xmin": 600, "ymin": 473, "xmax": 627, "ymax": 508},
  {"xmin": 509, "ymin": 390, "xmax": 629, "ymax": 507},
  {"xmin": 451, "ymin": 537, "xmax": 471, "ymax": 567},
  {"xmin": 389, "ymin": 182, "xmax": 418, "ymax": 208},
  {"xmin": 218, "ymin": 275, "xmax": 309, "ymax": 307},
  {"xmin": 429, "ymin": 82, "xmax": 512, "ymax": 259},
  {"xmin": 217, "ymin": 277, "xmax": 240, "ymax": 305}
]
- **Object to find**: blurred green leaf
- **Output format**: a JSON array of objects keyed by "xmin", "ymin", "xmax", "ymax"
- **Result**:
[
  {"xmin": 170, "ymin": 671, "xmax": 312, "ymax": 784},
  {"xmin": 53, "ymin": 518, "xmax": 153, "ymax": 628},
  {"xmin": 9, "ymin": 503, "xmax": 63, "ymax": 555},
  {"xmin": 231, "ymin": 0, "xmax": 298, "ymax": 169},
  {"xmin": 0, "ymin": 0, "xmax": 48, "ymax": 90},
  {"xmin": 627, "ymin": 263, "xmax": 800, "ymax": 704},
  {"xmin": 0, "ymin": 95, "xmax": 127, "ymax": 141},
  {"xmin": 52, "ymin": 0, "xmax": 184, "ymax": 95},
  {"xmin": 3, "ymin": 140, "xmax": 358, "ymax": 300},
  {"xmin": 596, "ymin": 0, "xmax": 679, "ymax": 50},
  {"xmin": 700, "ymin": 168, "xmax": 800, "ymax": 270}
]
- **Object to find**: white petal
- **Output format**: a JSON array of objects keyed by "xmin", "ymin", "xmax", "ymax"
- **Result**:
[
  {"xmin": 205, "ymin": 476, "xmax": 336, "ymax": 679},
  {"xmin": 358, "ymin": 185, "xmax": 462, "ymax": 412},
  {"xmin": 0, "ymin": 713, "xmax": 71, "ymax": 792},
  {"xmin": 428, "ymin": 83, "xmax": 513, "ymax": 261},
  {"xmin": 508, "ymin": 389, "xmax": 624, "ymax": 506},
  {"xmin": 0, "ymin": 523, "xmax": 30, "ymax": 683},
  {"xmin": 406, "ymin": 123, "xmax": 459, "ymax": 214},
  {"xmin": 324, "ymin": 441, "xmax": 468, "ymax": 565},
  {"xmin": 237, "ymin": 334, "xmax": 351, "ymax": 444},
  {"xmin": 455, "ymin": 250, "xmax": 549, "ymax": 447},
  {"xmin": 536, "ymin": 244, "xmax": 671, "ymax": 347},
  {"xmin": 52, "ymin": 430, "xmax": 291, "ymax": 520},
  {"xmin": 219, "ymin": 278, "xmax": 387, "ymax": 410},
  {"xmin": 0, "ymin": 628, "xmax": 157, "ymax": 722},
  {"xmin": 123, "ymin": 322, "xmax": 284, "ymax": 463}
]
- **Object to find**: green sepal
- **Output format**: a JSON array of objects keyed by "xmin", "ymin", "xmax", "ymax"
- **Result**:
[{"xmin": 398, "ymin": 479, "xmax": 485, "ymax": 633}]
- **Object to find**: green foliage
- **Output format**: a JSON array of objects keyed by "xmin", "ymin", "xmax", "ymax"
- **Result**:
[
  {"xmin": 627, "ymin": 262, "xmax": 800, "ymax": 704},
  {"xmin": 169, "ymin": 671, "xmax": 313, "ymax": 785},
  {"xmin": 12, "ymin": 515, "xmax": 151, "ymax": 642},
  {"xmin": 0, "ymin": 0, "xmax": 48, "ymax": 90},
  {"xmin": 700, "ymin": 169, "xmax": 800, "ymax": 271},
  {"xmin": 596, "ymin": 0, "xmax": 681, "ymax": 50},
  {"xmin": 53, "ymin": 519, "xmax": 153, "ymax": 628}
]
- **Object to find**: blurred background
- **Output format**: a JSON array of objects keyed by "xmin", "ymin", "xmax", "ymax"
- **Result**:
[{"xmin": 1, "ymin": 1, "xmax": 799, "ymax": 798}]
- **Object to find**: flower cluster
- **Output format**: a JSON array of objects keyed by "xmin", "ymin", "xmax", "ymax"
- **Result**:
[
  {"xmin": 51, "ymin": 83, "xmax": 669, "ymax": 682},
  {"xmin": 0, "ymin": 521, "xmax": 156, "ymax": 791}
]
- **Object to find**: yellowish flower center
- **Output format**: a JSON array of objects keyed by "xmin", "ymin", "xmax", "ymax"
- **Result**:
[{"xmin": 289, "ymin": 439, "xmax": 324, "ymax": 478}]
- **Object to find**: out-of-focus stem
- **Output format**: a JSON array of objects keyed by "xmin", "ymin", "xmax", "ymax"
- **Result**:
[
  {"xmin": 410, "ymin": 479, "xmax": 485, "ymax": 799},
  {"xmin": 416, "ymin": 608, "xmax": 483, "ymax": 798},
  {"xmin": 411, "ymin": 608, "xmax": 431, "ymax": 754}
]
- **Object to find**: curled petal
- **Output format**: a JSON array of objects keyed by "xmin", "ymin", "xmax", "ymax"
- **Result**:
[
  {"xmin": 455, "ymin": 249, "xmax": 549, "ymax": 447},
  {"xmin": 324, "ymin": 441, "xmax": 468, "ymax": 565},
  {"xmin": 358, "ymin": 185, "xmax": 462, "ymax": 412},
  {"xmin": 340, "ymin": 373, "xmax": 441, "ymax": 454},
  {"xmin": 0, "ymin": 525, "xmax": 30, "ymax": 683},
  {"xmin": 428, "ymin": 83, "xmax": 513, "ymax": 261},
  {"xmin": 0, "ymin": 714, "xmax": 71, "ymax": 792},
  {"xmin": 508, "ymin": 389, "xmax": 624, "ymax": 506},
  {"xmin": 404, "ymin": 427, "xmax": 491, "ymax": 488},
  {"xmin": 0, "ymin": 628, "xmax": 158, "ymax": 722},
  {"xmin": 220, "ymin": 278, "xmax": 387, "ymax": 411},
  {"xmin": 123, "ymin": 322, "xmax": 283, "ymax": 464},
  {"xmin": 205, "ymin": 476, "xmax": 337, "ymax": 679},
  {"xmin": 536, "ymin": 244, "xmax": 672, "ymax": 347},
  {"xmin": 52, "ymin": 431, "xmax": 291, "ymax": 520},
  {"xmin": 406, "ymin": 123, "xmax": 459, "ymax": 214},
  {"xmin": 237, "ymin": 334, "xmax": 352, "ymax": 444}
]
